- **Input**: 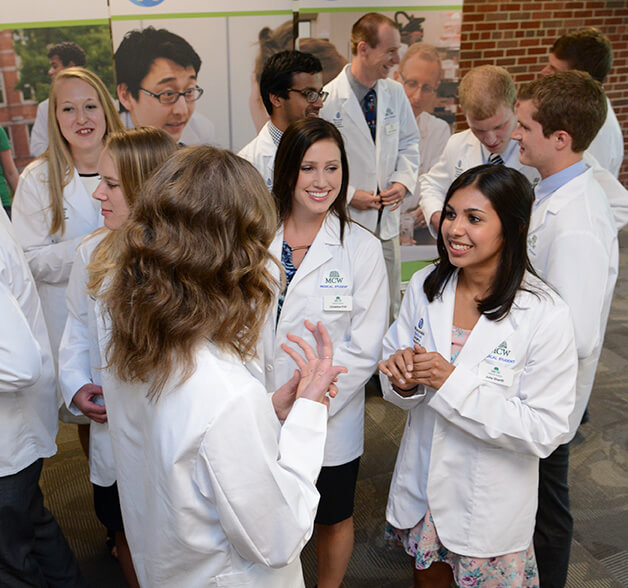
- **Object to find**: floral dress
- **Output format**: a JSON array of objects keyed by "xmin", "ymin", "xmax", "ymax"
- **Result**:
[{"xmin": 385, "ymin": 326, "xmax": 540, "ymax": 588}]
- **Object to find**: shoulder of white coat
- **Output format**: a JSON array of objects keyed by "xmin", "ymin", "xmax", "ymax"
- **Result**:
[
  {"xmin": 77, "ymin": 229, "xmax": 107, "ymax": 261},
  {"xmin": 406, "ymin": 263, "xmax": 436, "ymax": 293},
  {"xmin": 20, "ymin": 158, "xmax": 49, "ymax": 181},
  {"xmin": 516, "ymin": 272, "xmax": 569, "ymax": 315}
]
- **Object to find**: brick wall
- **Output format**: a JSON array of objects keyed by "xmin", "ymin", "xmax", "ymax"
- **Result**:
[{"xmin": 457, "ymin": 0, "xmax": 628, "ymax": 185}]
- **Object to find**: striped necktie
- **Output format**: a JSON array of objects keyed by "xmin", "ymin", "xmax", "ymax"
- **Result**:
[
  {"xmin": 363, "ymin": 89, "xmax": 376, "ymax": 142},
  {"xmin": 488, "ymin": 153, "xmax": 504, "ymax": 165}
]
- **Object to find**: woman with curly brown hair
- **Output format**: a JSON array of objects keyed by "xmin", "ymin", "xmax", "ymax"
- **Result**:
[{"xmin": 97, "ymin": 145, "xmax": 345, "ymax": 587}]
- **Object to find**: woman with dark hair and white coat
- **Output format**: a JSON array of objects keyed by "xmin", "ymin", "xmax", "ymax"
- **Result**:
[
  {"xmin": 260, "ymin": 117, "xmax": 389, "ymax": 588},
  {"xmin": 379, "ymin": 164, "xmax": 578, "ymax": 587}
]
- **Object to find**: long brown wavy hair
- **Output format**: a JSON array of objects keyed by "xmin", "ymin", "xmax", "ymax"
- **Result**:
[
  {"xmin": 87, "ymin": 127, "xmax": 177, "ymax": 295},
  {"xmin": 101, "ymin": 146, "xmax": 280, "ymax": 399},
  {"xmin": 46, "ymin": 67, "xmax": 124, "ymax": 235}
]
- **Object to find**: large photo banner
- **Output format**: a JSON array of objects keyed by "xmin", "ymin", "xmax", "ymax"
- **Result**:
[
  {"xmin": 108, "ymin": 0, "xmax": 294, "ymax": 150},
  {"xmin": 298, "ymin": 1, "xmax": 462, "ymax": 280}
]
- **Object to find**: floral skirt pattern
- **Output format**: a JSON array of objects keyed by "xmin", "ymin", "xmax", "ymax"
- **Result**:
[{"xmin": 385, "ymin": 509, "xmax": 540, "ymax": 587}]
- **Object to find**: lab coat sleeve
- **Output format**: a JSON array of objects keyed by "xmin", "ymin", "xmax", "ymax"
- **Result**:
[
  {"xmin": 30, "ymin": 102, "xmax": 48, "ymax": 158},
  {"xmin": 11, "ymin": 167, "xmax": 82, "ymax": 284},
  {"xmin": 389, "ymin": 95, "xmax": 420, "ymax": 195},
  {"xmin": 58, "ymin": 244, "xmax": 92, "ymax": 413},
  {"xmin": 328, "ymin": 235, "xmax": 389, "ymax": 417},
  {"xmin": 380, "ymin": 271, "xmax": 428, "ymax": 410},
  {"xmin": 429, "ymin": 301, "xmax": 577, "ymax": 458},
  {"xmin": 419, "ymin": 141, "xmax": 455, "ymax": 236},
  {"xmin": 193, "ymin": 396, "xmax": 327, "ymax": 568},
  {"xmin": 0, "ymin": 282, "xmax": 42, "ymax": 392}
]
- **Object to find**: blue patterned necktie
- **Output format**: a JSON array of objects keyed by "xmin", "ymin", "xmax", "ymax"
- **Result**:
[
  {"xmin": 488, "ymin": 152, "xmax": 504, "ymax": 165},
  {"xmin": 363, "ymin": 88, "xmax": 376, "ymax": 142}
]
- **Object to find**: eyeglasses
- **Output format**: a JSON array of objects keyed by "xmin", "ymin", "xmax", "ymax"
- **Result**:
[
  {"xmin": 287, "ymin": 88, "xmax": 329, "ymax": 104},
  {"xmin": 139, "ymin": 86, "xmax": 204, "ymax": 105},
  {"xmin": 398, "ymin": 74, "xmax": 437, "ymax": 95}
]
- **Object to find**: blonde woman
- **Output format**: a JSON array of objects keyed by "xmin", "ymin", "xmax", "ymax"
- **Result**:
[
  {"xmin": 58, "ymin": 127, "xmax": 177, "ymax": 587},
  {"xmin": 12, "ymin": 67, "xmax": 123, "ymax": 434},
  {"xmin": 97, "ymin": 146, "xmax": 344, "ymax": 587}
]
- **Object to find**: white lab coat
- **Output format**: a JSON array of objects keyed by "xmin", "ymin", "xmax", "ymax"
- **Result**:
[
  {"xmin": 586, "ymin": 98, "xmax": 624, "ymax": 178},
  {"xmin": 100, "ymin": 335, "xmax": 328, "ymax": 588},
  {"xmin": 321, "ymin": 66, "xmax": 420, "ymax": 240},
  {"xmin": 0, "ymin": 208, "xmax": 57, "ymax": 476},
  {"xmin": 0, "ymin": 281, "xmax": 41, "ymax": 391},
  {"xmin": 528, "ymin": 168, "xmax": 618, "ymax": 437},
  {"xmin": 11, "ymin": 159, "xmax": 103, "ymax": 368},
  {"xmin": 30, "ymin": 99, "xmax": 49, "ymax": 158},
  {"xmin": 58, "ymin": 231, "xmax": 115, "ymax": 486},
  {"xmin": 419, "ymin": 131, "xmax": 541, "ymax": 236},
  {"xmin": 382, "ymin": 267, "xmax": 577, "ymax": 557},
  {"xmin": 404, "ymin": 111, "xmax": 451, "ymax": 211},
  {"xmin": 238, "ymin": 121, "xmax": 277, "ymax": 190},
  {"xmin": 256, "ymin": 216, "xmax": 389, "ymax": 466},
  {"xmin": 582, "ymin": 151, "xmax": 628, "ymax": 230}
]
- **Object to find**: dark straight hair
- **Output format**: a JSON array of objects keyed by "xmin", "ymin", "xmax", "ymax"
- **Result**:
[
  {"xmin": 272, "ymin": 117, "xmax": 350, "ymax": 242},
  {"xmin": 423, "ymin": 164, "xmax": 537, "ymax": 321}
]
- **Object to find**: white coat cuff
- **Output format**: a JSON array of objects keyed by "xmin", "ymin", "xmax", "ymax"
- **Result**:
[
  {"xmin": 380, "ymin": 372, "xmax": 427, "ymax": 409},
  {"xmin": 429, "ymin": 365, "xmax": 481, "ymax": 417}
]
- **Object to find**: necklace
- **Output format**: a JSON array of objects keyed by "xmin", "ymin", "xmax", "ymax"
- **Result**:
[{"xmin": 286, "ymin": 243, "xmax": 311, "ymax": 252}]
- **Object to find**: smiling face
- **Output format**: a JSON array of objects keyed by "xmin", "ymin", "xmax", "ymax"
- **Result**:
[
  {"xmin": 465, "ymin": 104, "xmax": 516, "ymax": 155},
  {"xmin": 394, "ymin": 54, "xmax": 441, "ymax": 117},
  {"xmin": 274, "ymin": 71, "xmax": 324, "ymax": 130},
  {"xmin": 92, "ymin": 149, "xmax": 130, "ymax": 231},
  {"xmin": 441, "ymin": 185, "xmax": 503, "ymax": 275},
  {"xmin": 362, "ymin": 23, "xmax": 402, "ymax": 81},
  {"xmin": 293, "ymin": 139, "xmax": 342, "ymax": 220},
  {"xmin": 55, "ymin": 77, "xmax": 106, "ymax": 156},
  {"xmin": 118, "ymin": 57, "xmax": 198, "ymax": 142}
]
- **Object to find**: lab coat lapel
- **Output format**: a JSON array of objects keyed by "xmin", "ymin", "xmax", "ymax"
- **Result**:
[
  {"xmin": 454, "ymin": 312, "xmax": 515, "ymax": 369},
  {"xmin": 286, "ymin": 216, "xmax": 336, "ymax": 295},
  {"xmin": 426, "ymin": 273, "xmax": 456, "ymax": 358},
  {"xmin": 339, "ymin": 70, "xmax": 374, "ymax": 145},
  {"xmin": 68, "ymin": 169, "xmax": 98, "ymax": 227}
]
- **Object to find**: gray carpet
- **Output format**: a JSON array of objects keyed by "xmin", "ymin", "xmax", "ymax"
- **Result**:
[{"xmin": 40, "ymin": 228, "xmax": 628, "ymax": 587}]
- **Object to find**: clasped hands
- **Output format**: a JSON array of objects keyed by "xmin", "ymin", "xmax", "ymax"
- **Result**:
[
  {"xmin": 351, "ymin": 182, "xmax": 407, "ymax": 212},
  {"xmin": 273, "ymin": 320, "xmax": 347, "ymax": 420},
  {"xmin": 379, "ymin": 344, "xmax": 454, "ymax": 396}
]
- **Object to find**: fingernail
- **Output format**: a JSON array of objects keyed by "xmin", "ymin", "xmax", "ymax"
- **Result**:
[{"xmin": 399, "ymin": 378, "xmax": 406, "ymax": 384}]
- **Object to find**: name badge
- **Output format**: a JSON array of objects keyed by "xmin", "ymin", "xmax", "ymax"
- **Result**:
[
  {"xmin": 478, "ymin": 362, "xmax": 514, "ymax": 387},
  {"xmin": 324, "ymin": 295, "xmax": 352, "ymax": 312},
  {"xmin": 385, "ymin": 122, "xmax": 398, "ymax": 135}
]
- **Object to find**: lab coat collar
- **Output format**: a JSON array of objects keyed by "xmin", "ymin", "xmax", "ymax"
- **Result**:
[
  {"xmin": 272, "ymin": 215, "xmax": 341, "ymax": 297},
  {"xmin": 529, "ymin": 168, "xmax": 593, "ymax": 234},
  {"xmin": 336, "ymin": 68, "xmax": 376, "ymax": 145},
  {"xmin": 70, "ymin": 167, "xmax": 100, "ymax": 227},
  {"xmin": 426, "ymin": 269, "xmax": 529, "ymax": 368}
]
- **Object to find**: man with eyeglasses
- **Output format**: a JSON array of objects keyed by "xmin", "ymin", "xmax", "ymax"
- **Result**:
[
  {"xmin": 115, "ymin": 27, "xmax": 214, "ymax": 145},
  {"xmin": 239, "ymin": 50, "xmax": 325, "ymax": 190},
  {"xmin": 393, "ymin": 43, "xmax": 451, "ymax": 229},
  {"xmin": 321, "ymin": 12, "xmax": 419, "ymax": 322}
]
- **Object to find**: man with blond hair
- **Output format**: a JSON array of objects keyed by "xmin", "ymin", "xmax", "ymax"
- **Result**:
[{"xmin": 419, "ymin": 65, "xmax": 540, "ymax": 234}]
